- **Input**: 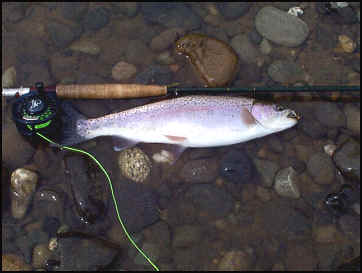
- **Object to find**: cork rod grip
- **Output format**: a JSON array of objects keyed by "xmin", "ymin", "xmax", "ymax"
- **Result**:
[{"xmin": 56, "ymin": 84, "xmax": 168, "ymax": 99}]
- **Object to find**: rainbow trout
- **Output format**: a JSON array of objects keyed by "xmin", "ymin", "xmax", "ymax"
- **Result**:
[{"xmin": 60, "ymin": 95, "xmax": 300, "ymax": 149}]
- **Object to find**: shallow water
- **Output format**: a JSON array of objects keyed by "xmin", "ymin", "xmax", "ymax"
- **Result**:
[{"xmin": 2, "ymin": 2, "xmax": 360, "ymax": 271}]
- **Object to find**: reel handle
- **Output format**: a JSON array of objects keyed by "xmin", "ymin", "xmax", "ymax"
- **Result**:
[{"xmin": 56, "ymin": 84, "xmax": 167, "ymax": 99}]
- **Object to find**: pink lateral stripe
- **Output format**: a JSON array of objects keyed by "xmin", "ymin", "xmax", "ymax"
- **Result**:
[{"xmin": 164, "ymin": 135, "xmax": 187, "ymax": 142}]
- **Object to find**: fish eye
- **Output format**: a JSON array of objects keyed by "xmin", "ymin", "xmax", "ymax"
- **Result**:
[{"xmin": 274, "ymin": 105, "xmax": 285, "ymax": 111}]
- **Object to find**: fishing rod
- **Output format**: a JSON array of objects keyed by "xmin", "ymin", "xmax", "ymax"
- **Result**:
[
  {"xmin": 3, "ymin": 82, "xmax": 359, "ymax": 270},
  {"xmin": 2, "ymin": 82, "xmax": 360, "ymax": 98}
]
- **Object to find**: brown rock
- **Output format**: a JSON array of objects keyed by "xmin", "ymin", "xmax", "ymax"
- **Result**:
[
  {"xmin": 111, "ymin": 61, "xmax": 137, "ymax": 81},
  {"xmin": 218, "ymin": 250, "xmax": 252, "ymax": 270},
  {"xmin": 175, "ymin": 33, "xmax": 239, "ymax": 87},
  {"xmin": 151, "ymin": 28, "xmax": 185, "ymax": 51},
  {"xmin": 286, "ymin": 243, "xmax": 318, "ymax": 270},
  {"xmin": 180, "ymin": 158, "xmax": 219, "ymax": 183},
  {"xmin": 313, "ymin": 224, "xmax": 338, "ymax": 243},
  {"xmin": 2, "ymin": 254, "xmax": 31, "ymax": 270}
]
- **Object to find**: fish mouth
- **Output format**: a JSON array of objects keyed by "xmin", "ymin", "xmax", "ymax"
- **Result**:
[{"xmin": 287, "ymin": 110, "xmax": 301, "ymax": 120}]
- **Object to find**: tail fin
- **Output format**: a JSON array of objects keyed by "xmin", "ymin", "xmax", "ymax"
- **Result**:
[{"xmin": 57, "ymin": 101, "xmax": 90, "ymax": 147}]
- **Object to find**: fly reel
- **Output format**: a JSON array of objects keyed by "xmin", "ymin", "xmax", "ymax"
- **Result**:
[{"xmin": 12, "ymin": 82, "xmax": 62, "ymax": 144}]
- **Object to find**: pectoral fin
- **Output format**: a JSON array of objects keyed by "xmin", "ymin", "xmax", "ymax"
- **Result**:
[
  {"xmin": 240, "ymin": 108, "xmax": 257, "ymax": 126},
  {"xmin": 164, "ymin": 135, "xmax": 187, "ymax": 143}
]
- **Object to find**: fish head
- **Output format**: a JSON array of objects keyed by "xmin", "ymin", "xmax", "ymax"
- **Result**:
[{"xmin": 250, "ymin": 102, "xmax": 300, "ymax": 131}]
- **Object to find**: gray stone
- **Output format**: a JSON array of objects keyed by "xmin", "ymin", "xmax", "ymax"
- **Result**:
[
  {"xmin": 134, "ymin": 242, "xmax": 160, "ymax": 265},
  {"xmin": 217, "ymin": 3, "xmax": 251, "ymax": 20},
  {"xmin": 231, "ymin": 34, "xmax": 263, "ymax": 64},
  {"xmin": 274, "ymin": 167, "xmax": 300, "ymax": 199},
  {"xmin": 82, "ymin": 7, "xmax": 110, "ymax": 31},
  {"xmin": 259, "ymin": 38, "xmax": 272, "ymax": 55},
  {"xmin": 267, "ymin": 60, "xmax": 306, "ymax": 84},
  {"xmin": 253, "ymin": 158, "xmax": 279, "ymax": 187},
  {"xmin": 307, "ymin": 153, "xmax": 335, "ymax": 185},
  {"xmin": 125, "ymin": 39, "xmax": 153, "ymax": 65},
  {"xmin": 180, "ymin": 158, "xmax": 219, "ymax": 184},
  {"xmin": 314, "ymin": 102, "xmax": 346, "ymax": 128},
  {"xmin": 255, "ymin": 6, "xmax": 309, "ymax": 47},
  {"xmin": 333, "ymin": 139, "xmax": 360, "ymax": 180},
  {"xmin": 47, "ymin": 21, "xmax": 82, "ymax": 48},
  {"xmin": 10, "ymin": 168, "xmax": 38, "ymax": 219},
  {"xmin": 344, "ymin": 104, "xmax": 360, "ymax": 136},
  {"xmin": 172, "ymin": 225, "xmax": 203, "ymax": 248},
  {"xmin": 338, "ymin": 214, "xmax": 360, "ymax": 241}
]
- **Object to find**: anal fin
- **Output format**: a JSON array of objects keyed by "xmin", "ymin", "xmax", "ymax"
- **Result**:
[{"xmin": 112, "ymin": 137, "xmax": 138, "ymax": 152}]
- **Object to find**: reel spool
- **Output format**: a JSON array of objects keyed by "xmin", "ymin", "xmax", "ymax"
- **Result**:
[{"xmin": 12, "ymin": 82, "xmax": 62, "ymax": 144}]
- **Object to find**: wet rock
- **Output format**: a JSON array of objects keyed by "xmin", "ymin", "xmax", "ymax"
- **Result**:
[
  {"xmin": 285, "ymin": 243, "xmax": 318, "ymax": 270},
  {"xmin": 338, "ymin": 214, "xmax": 360, "ymax": 241},
  {"xmin": 108, "ymin": 181, "xmax": 159, "ymax": 233},
  {"xmin": 47, "ymin": 21, "xmax": 82, "ymax": 48},
  {"xmin": 50, "ymin": 52, "xmax": 78, "ymax": 81},
  {"xmin": 333, "ymin": 139, "xmax": 360, "ymax": 180},
  {"xmin": 4, "ymin": 2, "xmax": 30, "ymax": 23},
  {"xmin": 259, "ymin": 38, "xmax": 272, "ymax": 55},
  {"xmin": 151, "ymin": 28, "xmax": 185, "ymax": 52},
  {"xmin": 332, "ymin": 5, "xmax": 359, "ymax": 25},
  {"xmin": 274, "ymin": 167, "xmax": 300, "ymax": 199},
  {"xmin": 344, "ymin": 104, "xmax": 360, "ymax": 135},
  {"xmin": 156, "ymin": 51, "xmax": 175, "ymax": 65},
  {"xmin": 82, "ymin": 7, "xmax": 110, "ymax": 31},
  {"xmin": 110, "ymin": 2, "xmax": 138, "ymax": 17},
  {"xmin": 58, "ymin": 237, "xmax": 118, "ymax": 270},
  {"xmin": 267, "ymin": 60, "xmax": 307, "ymax": 84},
  {"xmin": 134, "ymin": 242, "xmax": 160, "ymax": 265},
  {"xmin": 10, "ymin": 168, "xmax": 38, "ymax": 219},
  {"xmin": 172, "ymin": 225, "xmax": 203, "ymax": 248},
  {"xmin": 2, "ymin": 66, "xmax": 16, "ymax": 87},
  {"xmin": 61, "ymin": 2, "xmax": 89, "ymax": 22},
  {"xmin": 2, "ymin": 165, "xmax": 10, "ymax": 211},
  {"xmin": 175, "ymin": 33, "xmax": 239, "ymax": 87},
  {"xmin": 32, "ymin": 243, "xmax": 52, "ymax": 269},
  {"xmin": 217, "ymin": 3, "xmax": 251, "ymax": 20},
  {"xmin": 70, "ymin": 39, "xmax": 100, "ymax": 55},
  {"xmin": 184, "ymin": 184, "xmax": 233, "ymax": 222},
  {"xmin": 338, "ymin": 35, "xmax": 357, "ymax": 53},
  {"xmin": 64, "ymin": 155, "xmax": 106, "ymax": 226},
  {"xmin": 118, "ymin": 147, "xmax": 152, "ymax": 183},
  {"xmin": 134, "ymin": 64, "xmax": 173, "ymax": 85},
  {"xmin": 258, "ymin": 201, "xmax": 310, "ymax": 239},
  {"xmin": 125, "ymin": 39, "xmax": 153, "ymax": 65},
  {"xmin": 111, "ymin": 61, "xmax": 137, "ymax": 81},
  {"xmin": 231, "ymin": 34, "xmax": 263, "ymax": 65},
  {"xmin": 313, "ymin": 224, "xmax": 338, "ymax": 243},
  {"xmin": 180, "ymin": 158, "xmax": 219, "ymax": 184},
  {"xmin": 256, "ymin": 186, "xmax": 272, "ymax": 202},
  {"xmin": 314, "ymin": 102, "xmax": 346, "ymax": 128},
  {"xmin": 42, "ymin": 216, "xmax": 61, "ymax": 237},
  {"xmin": 300, "ymin": 116, "xmax": 327, "ymax": 139},
  {"xmin": 18, "ymin": 63, "xmax": 51, "ymax": 87},
  {"xmin": 2, "ymin": 254, "xmax": 31, "ymax": 270},
  {"xmin": 248, "ymin": 29, "xmax": 263, "ymax": 45},
  {"xmin": 218, "ymin": 250, "xmax": 253, "ymax": 270},
  {"xmin": 220, "ymin": 150, "xmax": 253, "ymax": 184},
  {"xmin": 255, "ymin": 6, "xmax": 309, "ymax": 47},
  {"xmin": 253, "ymin": 158, "xmax": 279, "ymax": 187},
  {"xmin": 307, "ymin": 153, "xmax": 335, "ymax": 185},
  {"xmin": 141, "ymin": 3, "xmax": 201, "ymax": 30}
]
